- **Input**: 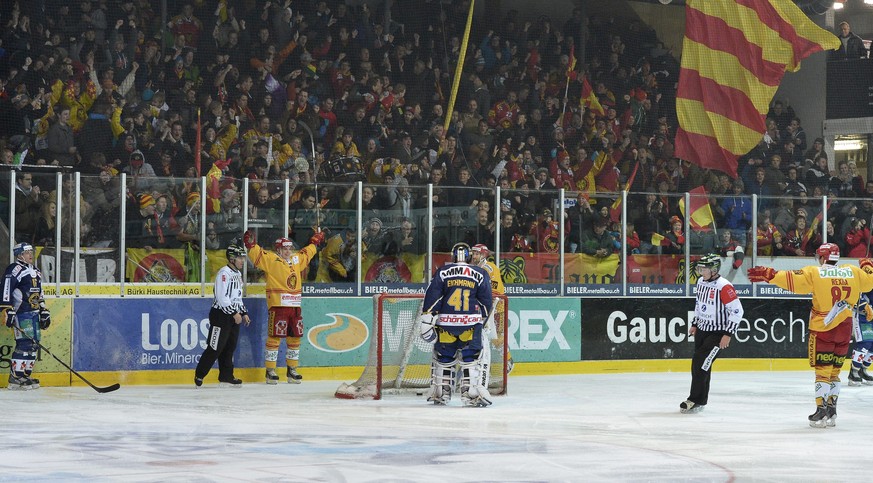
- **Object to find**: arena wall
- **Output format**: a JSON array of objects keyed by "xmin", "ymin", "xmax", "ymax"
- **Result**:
[{"xmin": 0, "ymin": 296, "xmax": 819, "ymax": 388}]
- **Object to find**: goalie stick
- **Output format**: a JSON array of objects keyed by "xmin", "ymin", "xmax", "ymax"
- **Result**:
[{"xmin": 13, "ymin": 324, "xmax": 120, "ymax": 393}]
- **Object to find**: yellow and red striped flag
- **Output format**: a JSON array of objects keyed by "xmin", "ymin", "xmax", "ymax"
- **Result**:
[
  {"xmin": 674, "ymin": 0, "xmax": 839, "ymax": 177},
  {"xmin": 679, "ymin": 186, "xmax": 715, "ymax": 230},
  {"xmin": 581, "ymin": 75, "xmax": 605, "ymax": 117}
]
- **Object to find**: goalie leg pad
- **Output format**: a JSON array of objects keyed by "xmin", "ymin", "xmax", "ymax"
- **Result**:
[
  {"xmin": 459, "ymin": 361, "xmax": 492, "ymax": 407},
  {"xmin": 427, "ymin": 358, "xmax": 454, "ymax": 405},
  {"xmin": 478, "ymin": 331, "xmax": 492, "ymax": 389}
]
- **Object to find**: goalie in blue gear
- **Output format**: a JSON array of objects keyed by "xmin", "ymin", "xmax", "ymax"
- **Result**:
[
  {"xmin": 2, "ymin": 243, "xmax": 49, "ymax": 390},
  {"xmin": 849, "ymin": 292, "xmax": 873, "ymax": 386},
  {"xmin": 419, "ymin": 242, "xmax": 493, "ymax": 407}
]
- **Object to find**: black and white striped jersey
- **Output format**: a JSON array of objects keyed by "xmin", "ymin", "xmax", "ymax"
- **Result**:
[
  {"xmin": 212, "ymin": 265, "xmax": 246, "ymax": 315},
  {"xmin": 693, "ymin": 275, "xmax": 743, "ymax": 334}
]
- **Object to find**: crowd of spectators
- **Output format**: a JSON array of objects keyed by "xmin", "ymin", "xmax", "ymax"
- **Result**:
[{"xmin": 0, "ymin": 1, "xmax": 869, "ymax": 273}]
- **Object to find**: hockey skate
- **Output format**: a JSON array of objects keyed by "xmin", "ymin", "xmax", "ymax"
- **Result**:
[
  {"xmin": 7, "ymin": 374, "xmax": 37, "ymax": 391},
  {"xmin": 462, "ymin": 393, "xmax": 492, "ymax": 408},
  {"xmin": 859, "ymin": 367, "xmax": 873, "ymax": 386},
  {"xmin": 194, "ymin": 376, "xmax": 203, "ymax": 387},
  {"xmin": 679, "ymin": 400, "xmax": 704, "ymax": 414},
  {"xmin": 265, "ymin": 369, "xmax": 279, "ymax": 385},
  {"xmin": 462, "ymin": 385, "xmax": 493, "ymax": 408},
  {"xmin": 848, "ymin": 368, "xmax": 863, "ymax": 386},
  {"xmin": 808, "ymin": 405, "xmax": 829, "ymax": 428},
  {"xmin": 287, "ymin": 367, "xmax": 302, "ymax": 384},
  {"xmin": 218, "ymin": 377, "xmax": 242, "ymax": 388},
  {"xmin": 427, "ymin": 384, "xmax": 451, "ymax": 405},
  {"xmin": 825, "ymin": 403, "xmax": 837, "ymax": 428}
]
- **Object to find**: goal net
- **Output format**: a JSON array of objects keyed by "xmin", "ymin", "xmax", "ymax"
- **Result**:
[{"xmin": 335, "ymin": 293, "xmax": 509, "ymax": 399}]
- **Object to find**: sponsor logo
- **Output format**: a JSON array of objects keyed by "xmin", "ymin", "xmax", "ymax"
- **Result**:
[
  {"xmin": 820, "ymin": 266, "xmax": 854, "ymax": 278},
  {"xmin": 508, "ymin": 310, "xmax": 573, "ymax": 350},
  {"xmin": 307, "ymin": 313, "xmax": 369, "ymax": 353},
  {"xmin": 606, "ymin": 310, "xmax": 693, "ymax": 343},
  {"xmin": 565, "ymin": 286, "xmax": 621, "ymax": 295},
  {"xmin": 628, "ymin": 286, "xmax": 685, "ymax": 295},
  {"xmin": 141, "ymin": 313, "xmax": 210, "ymax": 351}
]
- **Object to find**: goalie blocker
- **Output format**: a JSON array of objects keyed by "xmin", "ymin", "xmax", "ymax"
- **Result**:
[{"xmin": 335, "ymin": 293, "xmax": 509, "ymax": 400}]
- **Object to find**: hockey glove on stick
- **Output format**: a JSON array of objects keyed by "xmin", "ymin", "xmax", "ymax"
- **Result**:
[
  {"xmin": 747, "ymin": 266, "xmax": 776, "ymax": 283},
  {"xmin": 309, "ymin": 229, "xmax": 326, "ymax": 247},
  {"xmin": 861, "ymin": 258, "xmax": 873, "ymax": 272},
  {"xmin": 3, "ymin": 309, "xmax": 15, "ymax": 328},
  {"xmin": 419, "ymin": 313, "xmax": 437, "ymax": 342}
]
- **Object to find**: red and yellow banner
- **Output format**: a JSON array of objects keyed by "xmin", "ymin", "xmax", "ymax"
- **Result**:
[
  {"xmin": 126, "ymin": 249, "xmax": 226, "ymax": 283},
  {"xmin": 675, "ymin": 0, "xmax": 838, "ymax": 176}
]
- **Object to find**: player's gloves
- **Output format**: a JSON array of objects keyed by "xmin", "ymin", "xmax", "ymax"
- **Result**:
[
  {"xmin": 419, "ymin": 313, "xmax": 436, "ymax": 342},
  {"xmin": 309, "ymin": 230, "xmax": 326, "ymax": 247},
  {"xmin": 4, "ymin": 309, "xmax": 14, "ymax": 328},
  {"xmin": 243, "ymin": 230, "xmax": 256, "ymax": 249},
  {"xmin": 861, "ymin": 258, "xmax": 873, "ymax": 271},
  {"xmin": 39, "ymin": 308, "xmax": 51, "ymax": 330},
  {"xmin": 747, "ymin": 266, "xmax": 776, "ymax": 283}
]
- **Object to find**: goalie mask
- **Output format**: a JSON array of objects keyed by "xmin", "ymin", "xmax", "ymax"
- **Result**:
[{"xmin": 451, "ymin": 242, "xmax": 471, "ymax": 264}]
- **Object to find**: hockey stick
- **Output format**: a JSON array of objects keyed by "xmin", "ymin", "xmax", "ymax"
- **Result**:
[
  {"xmin": 297, "ymin": 121, "xmax": 320, "ymax": 232},
  {"xmin": 13, "ymin": 322, "xmax": 120, "ymax": 393}
]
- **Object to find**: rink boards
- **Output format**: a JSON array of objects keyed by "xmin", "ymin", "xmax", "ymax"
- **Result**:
[{"xmin": 0, "ymin": 296, "xmax": 817, "ymax": 387}]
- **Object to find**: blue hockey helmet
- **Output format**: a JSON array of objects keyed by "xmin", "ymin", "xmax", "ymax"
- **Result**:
[
  {"xmin": 13, "ymin": 242, "xmax": 33, "ymax": 258},
  {"xmin": 451, "ymin": 242, "xmax": 471, "ymax": 264}
]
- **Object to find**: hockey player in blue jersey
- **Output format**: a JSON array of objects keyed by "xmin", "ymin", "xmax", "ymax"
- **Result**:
[
  {"xmin": 849, "ymin": 292, "xmax": 873, "ymax": 386},
  {"xmin": 419, "ymin": 242, "xmax": 493, "ymax": 407},
  {"xmin": 2, "ymin": 243, "xmax": 51, "ymax": 390}
]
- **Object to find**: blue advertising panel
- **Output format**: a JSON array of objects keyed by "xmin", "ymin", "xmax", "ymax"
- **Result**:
[{"xmin": 74, "ymin": 298, "xmax": 267, "ymax": 371}]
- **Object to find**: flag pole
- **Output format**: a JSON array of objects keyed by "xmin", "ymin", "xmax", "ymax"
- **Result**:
[
  {"xmin": 443, "ymin": 0, "xmax": 475, "ymax": 134},
  {"xmin": 560, "ymin": 76, "xmax": 571, "ymax": 129},
  {"xmin": 194, "ymin": 108, "xmax": 202, "ymax": 177}
]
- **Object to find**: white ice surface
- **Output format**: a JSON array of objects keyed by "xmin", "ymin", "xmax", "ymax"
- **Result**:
[{"xmin": 0, "ymin": 371, "xmax": 869, "ymax": 482}]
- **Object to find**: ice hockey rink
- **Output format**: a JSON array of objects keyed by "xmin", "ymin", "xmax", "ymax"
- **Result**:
[{"xmin": 1, "ymin": 371, "xmax": 869, "ymax": 482}]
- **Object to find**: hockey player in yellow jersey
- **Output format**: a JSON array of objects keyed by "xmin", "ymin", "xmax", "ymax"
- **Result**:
[
  {"xmin": 244, "ymin": 229, "xmax": 325, "ymax": 384},
  {"xmin": 749, "ymin": 243, "xmax": 873, "ymax": 428},
  {"xmin": 470, "ymin": 244, "xmax": 512, "ymax": 385}
]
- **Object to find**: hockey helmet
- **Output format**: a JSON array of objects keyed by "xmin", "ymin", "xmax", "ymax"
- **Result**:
[
  {"xmin": 13, "ymin": 242, "xmax": 34, "ymax": 258},
  {"xmin": 226, "ymin": 244, "xmax": 246, "ymax": 261},
  {"xmin": 451, "ymin": 242, "xmax": 471, "ymax": 264},
  {"xmin": 696, "ymin": 253, "xmax": 721, "ymax": 274},
  {"xmin": 471, "ymin": 243, "xmax": 490, "ymax": 265},
  {"xmin": 274, "ymin": 237, "xmax": 298, "ymax": 252},
  {"xmin": 471, "ymin": 243, "xmax": 490, "ymax": 257},
  {"xmin": 816, "ymin": 243, "xmax": 840, "ymax": 264}
]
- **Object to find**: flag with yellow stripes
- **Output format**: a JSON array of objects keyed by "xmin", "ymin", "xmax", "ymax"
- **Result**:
[{"xmin": 675, "ymin": 0, "xmax": 839, "ymax": 177}]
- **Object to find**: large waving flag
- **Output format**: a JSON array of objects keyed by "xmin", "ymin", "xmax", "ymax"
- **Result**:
[{"xmin": 675, "ymin": 0, "xmax": 839, "ymax": 177}]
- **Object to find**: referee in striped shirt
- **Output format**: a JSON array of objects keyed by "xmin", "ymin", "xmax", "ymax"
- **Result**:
[
  {"xmin": 194, "ymin": 243, "xmax": 251, "ymax": 387},
  {"xmin": 681, "ymin": 253, "xmax": 744, "ymax": 413}
]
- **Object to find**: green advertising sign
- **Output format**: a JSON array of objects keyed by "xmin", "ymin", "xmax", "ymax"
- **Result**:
[
  {"xmin": 300, "ymin": 297, "xmax": 375, "ymax": 367},
  {"xmin": 505, "ymin": 297, "xmax": 581, "ymax": 362},
  {"xmin": 300, "ymin": 297, "xmax": 582, "ymax": 366}
]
